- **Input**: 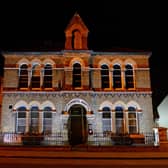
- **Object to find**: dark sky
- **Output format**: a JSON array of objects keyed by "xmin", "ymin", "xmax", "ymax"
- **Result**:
[{"xmin": 0, "ymin": 1, "xmax": 166, "ymax": 116}]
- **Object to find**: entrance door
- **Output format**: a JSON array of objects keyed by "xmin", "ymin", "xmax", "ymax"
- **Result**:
[{"xmin": 68, "ymin": 105, "xmax": 87, "ymax": 145}]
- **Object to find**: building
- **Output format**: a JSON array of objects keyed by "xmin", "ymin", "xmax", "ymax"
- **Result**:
[
  {"xmin": 0, "ymin": 13, "xmax": 153, "ymax": 146},
  {"xmin": 158, "ymin": 95, "xmax": 168, "ymax": 128}
]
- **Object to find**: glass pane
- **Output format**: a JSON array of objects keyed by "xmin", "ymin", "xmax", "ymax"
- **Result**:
[
  {"xmin": 44, "ymin": 112, "xmax": 52, "ymax": 118},
  {"xmin": 128, "ymin": 112, "xmax": 136, "ymax": 118},
  {"xmin": 18, "ymin": 112, "xmax": 26, "ymax": 118}
]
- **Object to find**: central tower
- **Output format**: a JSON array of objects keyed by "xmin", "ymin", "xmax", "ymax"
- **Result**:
[{"xmin": 64, "ymin": 13, "xmax": 89, "ymax": 50}]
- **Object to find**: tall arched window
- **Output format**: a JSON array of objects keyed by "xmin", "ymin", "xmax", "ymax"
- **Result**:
[
  {"xmin": 19, "ymin": 64, "xmax": 28, "ymax": 88},
  {"xmin": 31, "ymin": 64, "xmax": 41, "ymax": 88},
  {"xmin": 102, "ymin": 107, "xmax": 111, "ymax": 132},
  {"xmin": 72, "ymin": 29, "xmax": 82, "ymax": 49},
  {"xmin": 101, "ymin": 64, "xmax": 110, "ymax": 89},
  {"xmin": 73, "ymin": 63, "xmax": 81, "ymax": 88},
  {"xmin": 30, "ymin": 106, "xmax": 39, "ymax": 134},
  {"xmin": 16, "ymin": 106, "xmax": 26, "ymax": 133},
  {"xmin": 113, "ymin": 64, "xmax": 122, "ymax": 89},
  {"xmin": 125, "ymin": 64, "xmax": 134, "ymax": 89},
  {"xmin": 128, "ymin": 106, "xmax": 137, "ymax": 133},
  {"xmin": 115, "ymin": 106, "xmax": 124, "ymax": 134},
  {"xmin": 43, "ymin": 107, "xmax": 52, "ymax": 134},
  {"xmin": 43, "ymin": 64, "xmax": 52, "ymax": 88}
]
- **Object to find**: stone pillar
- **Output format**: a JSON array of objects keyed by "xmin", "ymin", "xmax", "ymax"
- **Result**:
[
  {"xmin": 65, "ymin": 36, "xmax": 72, "ymax": 50},
  {"xmin": 82, "ymin": 68, "xmax": 89, "ymax": 89},
  {"xmin": 111, "ymin": 110, "xmax": 116, "ymax": 133},
  {"xmin": 64, "ymin": 68, "xmax": 72, "ymax": 90},
  {"xmin": 39, "ymin": 111, "xmax": 43, "ymax": 133},
  {"xmin": 158, "ymin": 127, "xmax": 168, "ymax": 141},
  {"xmin": 26, "ymin": 111, "xmax": 29, "ymax": 133}
]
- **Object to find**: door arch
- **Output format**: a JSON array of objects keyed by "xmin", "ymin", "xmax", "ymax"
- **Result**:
[{"xmin": 68, "ymin": 104, "xmax": 87, "ymax": 145}]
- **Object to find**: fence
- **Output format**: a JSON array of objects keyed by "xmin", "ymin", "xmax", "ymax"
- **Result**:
[{"xmin": 0, "ymin": 132, "xmax": 155, "ymax": 146}]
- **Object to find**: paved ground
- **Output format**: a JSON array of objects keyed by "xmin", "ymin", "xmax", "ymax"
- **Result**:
[
  {"xmin": 0, "ymin": 146, "xmax": 168, "ymax": 159},
  {"xmin": 0, "ymin": 145, "xmax": 168, "ymax": 167}
]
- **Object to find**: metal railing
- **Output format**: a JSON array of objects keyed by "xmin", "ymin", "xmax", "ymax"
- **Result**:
[{"xmin": 0, "ymin": 132, "xmax": 155, "ymax": 146}]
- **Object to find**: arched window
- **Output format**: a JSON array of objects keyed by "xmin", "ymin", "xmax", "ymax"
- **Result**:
[
  {"xmin": 128, "ymin": 106, "xmax": 137, "ymax": 133},
  {"xmin": 43, "ymin": 107, "xmax": 52, "ymax": 134},
  {"xmin": 43, "ymin": 64, "xmax": 52, "ymax": 88},
  {"xmin": 125, "ymin": 64, "xmax": 134, "ymax": 89},
  {"xmin": 30, "ymin": 106, "xmax": 39, "ymax": 134},
  {"xmin": 102, "ymin": 107, "xmax": 111, "ymax": 132},
  {"xmin": 72, "ymin": 29, "xmax": 82, "ymax": 49},
  {"xmin": 101, "ymin": 64, "xmax": 110, "ymax": 89},
  {"xmin": 73, "ymin": 63, "xmax": 81, "ymax": 88},
  {"xmin": 31, "ymin": 64, "xmax": 41, "ymax": 88},
  {"xmin": 19, "ymin": 64, "xmax": 28, "ymax": 88},
  {"xmin": 113, "ymin": 64, "xmax": 122, "ymax": 89},
  {"xmin": 115, "ymin": 106, "xmax": 124, "ymax": 134},
  {"xmin": 16, "ymin": 106, "xmax": 26, "ymax": 133}
]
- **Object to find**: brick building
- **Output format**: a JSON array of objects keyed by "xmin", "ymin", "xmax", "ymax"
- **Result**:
[{"xmin": 0, "ymin": 13, "xmax": 153, "ymax": 145}]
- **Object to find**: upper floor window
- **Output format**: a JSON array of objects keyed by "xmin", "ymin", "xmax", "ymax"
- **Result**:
[
  {"xmin": 101, "ymin": 64, "xmax": 110, "ymax": 89},
  {"xmin": 125, "ymin": 64, "xmax": 134, "ymax": 89},
  {"xmin": 43, "ymin": 64, "xmax": 52, "ymax": 88},
  {"xmin": 16, "ymin": 106, "xmax": 26, "ymax": 133},
  {"xmin": 102, "ymin": 107, "xmax": 111, "ymax": 132},
  {"xmin": 19, "ymin": 64, "xmax": 28, "ymax": 88},
  {"xmin": 128, "ymin": 106, "xmax": 137, "ymax": 133},
  {"xmin": 31, "ymin": 64, "xmax": 41, "ymax": 88},
  {"xmin": 73, "ymin": 63, "xmax": 81, "ymax": 88},
  {"xmin": 113, "ymin": 65, "xmax": 122, "ymax": 89}
]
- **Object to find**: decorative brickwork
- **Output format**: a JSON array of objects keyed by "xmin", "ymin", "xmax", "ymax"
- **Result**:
[{"xmin": 0, "ymin": 13, "xmax": 153, "ymax": 146}]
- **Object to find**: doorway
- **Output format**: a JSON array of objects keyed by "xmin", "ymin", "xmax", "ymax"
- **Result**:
[{"xmin": 68, "ymin": 105, "xmax": 87, "ymax": 145}]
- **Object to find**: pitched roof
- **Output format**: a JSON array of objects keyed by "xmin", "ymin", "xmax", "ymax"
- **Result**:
[{"xmin": 64, "ymin": 12, "xmax": 89, "ymax": 32}]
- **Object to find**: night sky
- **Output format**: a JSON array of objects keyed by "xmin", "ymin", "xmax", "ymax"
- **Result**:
[{"xmin": 0, "ymin": 1, "xmax": 166, "ymax": 117}]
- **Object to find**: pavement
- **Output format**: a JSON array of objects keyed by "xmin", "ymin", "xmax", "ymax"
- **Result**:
[{"xmin": 0, "ymin": 146, "xmax": 168, "ymax": 159}]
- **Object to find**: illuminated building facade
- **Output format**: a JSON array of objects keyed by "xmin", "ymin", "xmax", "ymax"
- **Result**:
[{"xmin": 0, "ymin": 13, "xmax": 153, "ymax": 145}]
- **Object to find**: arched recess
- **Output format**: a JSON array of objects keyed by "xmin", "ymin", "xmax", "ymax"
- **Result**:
[
  {"xmin": 67, "ymin": 104, "xmax": 88, "ymax": 145},
  {"xmin": 13, "ymin": 100, "xmax": 29, "ymax": 110},
  {"xmin": 65, "ymin": 98, "xmax": 90, "ymax": 145},
  {"xmin": 17, "ymin": 58, "xmax": 30, "ymax": 67},
  {"xmin": 99, "ymin": 101, "xmax": 113, "ymax": 111},
  {"xmin": 41, "ymin": 101, "xmax": 56, "ymax": 111}
]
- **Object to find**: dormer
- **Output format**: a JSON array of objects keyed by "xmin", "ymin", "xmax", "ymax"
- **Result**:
[{"xmin": 64, "ymin": 13, "xmax": 89, "ymax": 50}]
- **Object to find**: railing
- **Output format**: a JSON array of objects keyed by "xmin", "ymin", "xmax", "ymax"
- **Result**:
[{"xmin": 0, "ymin": 132, "xmax": 155, "ymax": 146}]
